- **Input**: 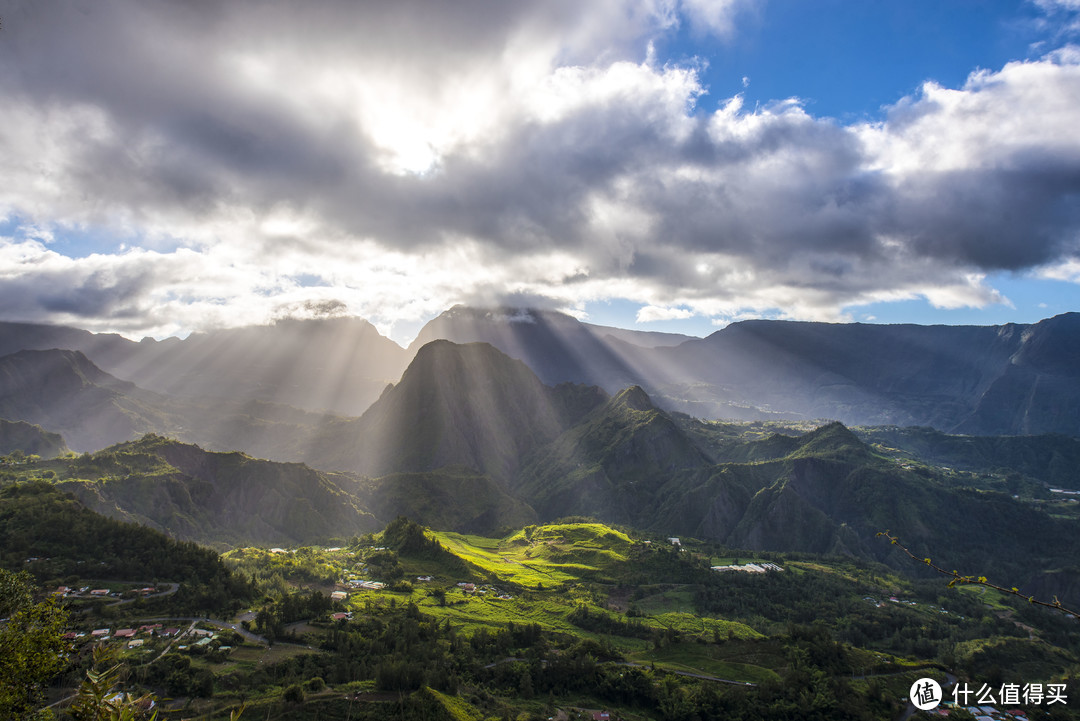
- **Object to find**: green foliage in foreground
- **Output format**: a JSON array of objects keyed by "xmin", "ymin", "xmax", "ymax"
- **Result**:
[{"xmin": 0, "ymin": 569, "xmax": 69, "ymax": 720}]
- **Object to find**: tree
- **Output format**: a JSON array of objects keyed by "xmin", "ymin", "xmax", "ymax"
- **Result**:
[
  {"xmin": 0, "ymin": 569, "xmax": 70, "ymax": 719},
  {"xmin": 69, "ymin": 647, "xmax": 159, "ymax": 720}
]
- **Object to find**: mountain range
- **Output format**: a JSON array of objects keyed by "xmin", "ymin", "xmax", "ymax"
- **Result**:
[
  {"xmin": 4, "ymin": 306, "xmax": 1080, "ymax": 601},
  {"xmin": 7, "ymin": 306, "xmax": 1078, "ymax": 436}
]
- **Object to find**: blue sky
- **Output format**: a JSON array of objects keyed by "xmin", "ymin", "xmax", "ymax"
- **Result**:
[
  {"xmin": 1, "ymin": 0, "xmax": 1079, "ymax": 343},
  {"xmin": 678, "ymin": 1, "xmax": 1045, "ymax": 123}
]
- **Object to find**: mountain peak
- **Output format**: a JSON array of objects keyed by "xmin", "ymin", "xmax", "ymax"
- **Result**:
[
  {"xmin": 788, "ymin": 421, "xmax": 869, "ymax": 460},
  {"xmin": 352, "ymin": 339, "xmax": 567, "ymax": 479},
  {"xmin": 612, "ymin": 385, "xmax": 655, "ymax": 412}
]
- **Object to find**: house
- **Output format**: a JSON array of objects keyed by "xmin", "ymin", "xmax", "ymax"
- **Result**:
[
  {"xmin": 330, "ymin": 591, "xmax": 348, "ymax": 601},
  {"xmin": 90, "ymin": 589, "xmax": 110, "ymax": 596},
  {"xmin": 592, "ymin": 712, "xmax": 611, "ymax": 721},
  {"xmin": 54, "ymin": 586, "xmax": 71, "ymax": 595},
  {"xmin": 416, "ymin": 576, "xmax": 434, "ymax": 582},
  {"xmin": 91, "ymin": 629, "xmax": 110, "ymax": 638},
  {"xmin": 127, "ymin": 639, "xmax": 145, "ymax": 648},
  {"xmin": 667, "ymin": 537, "xmax": 681, "ymax": 546},
  {"xmin": 331, "ymin": 612, "xmax": 352, "ymax": 621},
  {"xmin": 114, "ymin": 629, "xmax": 136, "ymax": 639},
  {"xmin": 162, "ymin": 628, "xmax": 180, "ymax": 637},
  {"xmin": 357, "ymin": 580, "xmax": 385, "ymax": 590}
]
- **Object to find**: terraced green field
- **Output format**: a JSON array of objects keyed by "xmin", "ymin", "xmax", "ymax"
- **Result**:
[
  {"xmin": 335, "ymin": 522, "xmax": 771, "ymax": 677},
  {"xmin": 433, "ymin": 522, "xmax": 634, "ymax": 587}
]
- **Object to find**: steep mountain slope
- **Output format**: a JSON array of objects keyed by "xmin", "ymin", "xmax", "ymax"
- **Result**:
[
  {"xmin": 55, "ymin": 435, "xmax": 379, "ymax": 546},
  {"xmin": 513, "ymin": 405, "xmax": 1079, "ymax": 593},
  {"xmin": 312, "ymin": 340, "xmax": 608, "ymax": 479},
  {"xmin": 17, "ymin": 434, "xmax": 534, "ymax": 543},
  {"xmin": 0, "ymin": 320, "xmax": 140, "ymax": 368},
  {"xmin": 0, "ymin": 316, "xmax": 407, "ymax": 416},
  {"xmin": 0, "ymin": 419, "xmax": 68, "ymax": 458},
  {"xmin": 646, "ymin": 313, "xmax": 1080, "ymax": 434},
  {"xmin": 650, "ymin": 320, "xmax": 1021, "ymax": 426},
  {"xmin": 516, "ymin": 386, "xmax": 711, "ymax": 521},
  {"xmin": 362, "ymin": 467, "xmax": 537, "ymax": 534},
  {"xmin": 955, "ymin": 312, "xmax": 1080, "ymax": 435},
  {"xmin": 0, "ymin": 347, "xmax": 335, "ymax": 457},
  {"xmin": 0, "ymin": 349, "xmax": 179, "ymax": 451},
  {"xmin": 649, "ymin": 423, "xmax": 1080, "ymax": 587},
  {"xmin": 110, "ymin": 317, "xmax": 408, "ymax": 416}
]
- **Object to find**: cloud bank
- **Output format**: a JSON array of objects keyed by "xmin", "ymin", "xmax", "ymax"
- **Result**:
[{"xmin": 1, "ymin": 0, "xmax": 1079, "ymax": 338}]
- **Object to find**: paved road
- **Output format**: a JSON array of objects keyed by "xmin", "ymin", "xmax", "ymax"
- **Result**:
[
  {"xmin": 107, "ymin": 583, "xmax": 180, "ymax": 607},
  {"xmin": 72, "ymin": 582, "xmax": 180, "ymax": 613},
  {"xmin": 135, "ymin": 615, "xmax": 268, "ymax": 645}
]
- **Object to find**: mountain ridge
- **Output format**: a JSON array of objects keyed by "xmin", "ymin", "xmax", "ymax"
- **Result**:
[{"xmin": 4, "ymin": 308, "xmax": 1080, "ymax": 435}]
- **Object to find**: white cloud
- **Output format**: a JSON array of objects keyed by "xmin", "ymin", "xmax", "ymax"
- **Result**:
[
  {"xmin": 636, "ymin": 305, "xmax": 695, "ymax": 322},
  {"xmin": 1039, "ymin": 257, "xmax": 1080, "ymax": 283},
  {"xmin": 0, "ymin": 1, "xmax": 1079, "ymax": 339},
  {"xmin": 680, "ymin": 0, "xmax": 753, "ymax": 37}
]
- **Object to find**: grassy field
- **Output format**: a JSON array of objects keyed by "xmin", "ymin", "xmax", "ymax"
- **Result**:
[
  {"xmin": 330, "ymin": 523, "xmax": 773, "ymax": 679},
  {"xmin": 432, "ymin": 523, "xmax": 635, "ymax": 588}
]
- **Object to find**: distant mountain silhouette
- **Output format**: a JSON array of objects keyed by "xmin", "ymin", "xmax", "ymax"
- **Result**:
[
  {"xmin": 652, "ymin": 314, "xmax": 1080, "ymax": 434},
  {"xmin": 407, "ymin": 306, "xmax": 653, "ymax": 392},
  {"xmin": 0, "ymin": 349, "xmax": 177, "ymax": 451},
  {"xmin": 0, "ymin": 316, "xmax": 407, "ymax": 416},
  {"xmin": 3, "ymin": 309, "xmax": 1080, "ymax": 435}
]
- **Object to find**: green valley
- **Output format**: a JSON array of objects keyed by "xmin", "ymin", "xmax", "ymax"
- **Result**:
[{"xmin": 7, "ymin": 498, "xmax": 1079, "ymax": 720}]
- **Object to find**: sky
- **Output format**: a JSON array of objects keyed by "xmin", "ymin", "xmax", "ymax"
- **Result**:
[{"xmin": 2, "ymin": 0, "xmax": 1080, "ymax": 345}]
